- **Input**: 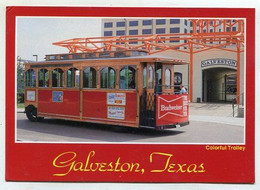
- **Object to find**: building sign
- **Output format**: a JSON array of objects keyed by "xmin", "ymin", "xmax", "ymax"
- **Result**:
[
  {"xmin": 107, "ymin": 106, "xmax": 125, "ymax": 120},
  {"xmin": 107, "ymin": 93, "xmax": 126, "ymax": 105},
  {"xmin": 156, "ymin": 94, "xmax": 189, "ymax": 126},
  {"xmin": 201, "ymin": 58, "xmax": 237, "ymax": 68},
  {"xmin": 53, "ymin": 91, "xmax": 63, "ymax": 102},
  {"xmin": 26, "ymin": 90, "xmax": 35, "ymax": 101}
]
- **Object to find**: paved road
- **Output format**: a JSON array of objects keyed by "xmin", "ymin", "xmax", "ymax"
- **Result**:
[{"xmin": 16, "ymin": 113, "xmax": 244, "ymax": 144}]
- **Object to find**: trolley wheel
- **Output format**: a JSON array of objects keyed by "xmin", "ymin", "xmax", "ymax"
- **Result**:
[{"xmin": 25, "ymin": 105, "xmax": 44, "ymax": 122}]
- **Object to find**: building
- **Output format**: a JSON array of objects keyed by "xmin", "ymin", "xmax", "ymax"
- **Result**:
[{"xmin": 102, "ymin": 18, "xmax": 244, "ymax": 104}]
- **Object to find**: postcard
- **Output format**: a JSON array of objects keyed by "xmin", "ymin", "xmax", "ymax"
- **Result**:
[{"xmin": 5, "ymin": 6, "xmax": 255, "ymax": 183}]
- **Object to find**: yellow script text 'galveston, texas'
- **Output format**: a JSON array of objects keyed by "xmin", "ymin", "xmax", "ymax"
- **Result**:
[{"xmin": 52, "ymin": 151, "xmax": 206, "ymax": 176}]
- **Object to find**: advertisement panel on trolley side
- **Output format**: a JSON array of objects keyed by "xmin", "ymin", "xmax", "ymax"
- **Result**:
[{"xmin": 156, "ymin": 94, "xmax": 189, "ymax": 126}]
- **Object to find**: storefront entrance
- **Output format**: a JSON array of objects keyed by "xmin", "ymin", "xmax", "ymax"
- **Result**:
[{"xmin": 202, "ymin": 68, "xmax": 237, "ymax": 103}]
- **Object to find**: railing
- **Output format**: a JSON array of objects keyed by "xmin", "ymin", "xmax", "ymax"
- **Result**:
[
  {"xmin": 232, "ymin": 92, "xmax": 244, "ymax": 117},
  {"xmin": 154, "ymin": 84, "xmax": 189, "ymax": 95}
]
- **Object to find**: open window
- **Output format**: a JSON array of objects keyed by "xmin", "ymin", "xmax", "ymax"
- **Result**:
[
  {"xmin": 52, "ymin": 68, "xmax": 64, "ymax": 87},
  {"xmin": 25, "ymin": 69, "xmax": 36, "ymax": 87},
  {"xmin": 100, "ymin": 67, "xmax": 116, "ymax": 89},
  {"xmin": 119, "ymin": 66, "xmax": 136, "ymax": 89},
  {"xmin": 67, "ymin": 68, "xmax": 79, "ymax": 88},
  {"xmin": 83, "ymin": 67, "xmax": 97, "ymax": 88},
  {"xmin": 38, "ymin": 69, "xmax": 49, "ymax": 87}
]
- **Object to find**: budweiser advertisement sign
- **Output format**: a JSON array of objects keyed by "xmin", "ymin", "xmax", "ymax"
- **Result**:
[{"xmin": 156, "ymin": 94, "xmax": 189, "ymax": 126}]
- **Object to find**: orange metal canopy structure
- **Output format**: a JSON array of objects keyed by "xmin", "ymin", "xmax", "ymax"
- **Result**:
[{"xmin": 53, "ymin": 19, "xmax": 244, "ymax": 103}]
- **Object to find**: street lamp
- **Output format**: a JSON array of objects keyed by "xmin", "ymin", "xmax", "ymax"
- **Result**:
[{"xmin": 33, "ymin": 55, "xmax": 38, "ymax": 62}]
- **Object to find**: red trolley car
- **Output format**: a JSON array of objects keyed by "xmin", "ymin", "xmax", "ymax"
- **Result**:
[{"xmin": 24, "ymin": 50, "xmax": 189, "ymax": 129}]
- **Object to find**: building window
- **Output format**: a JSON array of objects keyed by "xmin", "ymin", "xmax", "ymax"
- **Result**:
[
  {"xmin": 190, "ymin": 22, "xmax": 193, "ymax": 27},
  {"xmin": 170, "ymin": 19, "xmax": 180, "ymax": 24},
  {"xmin": 203, "ymin": 29, "xmax": 206, "ymax": 33},
  {"xmin": 184, "ymin": 28, "xmax": 187, "ymax": 33},
  {"xmin": 38, "ymin": 69, "xmax": 49, "ymax": 87},
  {"xmin": 104, "ymin": 31, "xmax": 113, "ymax": 36},
  {"xmin": 226, "ymin": 27, "xmax": 230, "ymax": 32},
  {"xmin": 184, "ymin": 20, "xmax": 188, "ymax": 26},
  {"xmin": 210, "ymin": 29, "xmax": 213, "ymax": 33},
  {"xmin": 170, "ymin": 27, "xmax": 180, "ymax": 33},
  {"xmin": 52, "ymin": 68, "xmax": 64, "ymax": 87},
  {"xmin": 116, "ymin": 30, "xmax": 125, "ymax": 36},
  {"xmin": 142, "ymin": 29, "xmax": 152, "ymax": 35},
  {"xmin": 143, "ymin": 20, "xmax": 152, "ymax": 25},
  {"xmin": 143, "ymin": 67, "xmax": 147, "ymax": 88},
  {"xmin": 165, "ymin": 69, "xmax": 171, "ymax": 89},
  {"xmin": 129, "ymin": 38, "xmax": 138, "ymax": 44},
  {"xmin": 158, "ymin": 37, "xmax": 166, "ymax": 43},
  {"xmin": 129, "ymin": 30, "xmax": 138, "ymax": 35},
  {"xmin": 67, "ymin": 68, "xmax": 79, "ymax": 88},
  {"xmin": 83, "ymin": 67, "xmax": 97, "ymax": 88},
  {"xmin": 104, "ymin": 22, "xmax": 113, "ymax": 28},
  {"xmin": 119, "ymin": 66, "xmax": 136, "ymax": 89},
  {"xmin": 117, "ymin": 21, "xmax": 125, "ymax": 27},
  {"xmin": 156, "ymin": 19, "xmax": 166, "ymax": 25},
  {"xmin": 169, "ymin": 37, "xmax": 180, "ymax": 43},
  {"xmin": 25, "ymin": 69, "xmax": 36, "ymax": 87},
  {"xmin": 232, "ymin": 27, "xmax": 236, "ymax": 31},
  {"xmin": 156, "ymin": 28, "xmax": 165, "ymax": 34},
  {"xmin": 129, "ymin": 21, "xmax": 138, "ymax": 26},
  {"xmin": 100, "ymin": 67, "xmax": 115, "ymax": 89}
]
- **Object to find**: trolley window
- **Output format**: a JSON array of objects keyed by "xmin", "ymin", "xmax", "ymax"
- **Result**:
[
  {"xmin": 165, "ymin": 68, "xmax": 171, "ymax": 89},
  {"xmin": 67, "ymin": 68, "xmax": 79, "ymax": 88},
  {"xmin": 38, "ymin": 69, "xmax": 49, "ymax": 87},
  {"xmin": 100, "ymin": 67, "xmax": 116, "ymax": 89},
  {"xmin": 25, "ymin": 69, "xmax": 36, "ymax": 87},
  {"xmin": 148, "ymin": 66, "xmax": 153, "ymax": 89},
  {"xmin": 143, "ymin": 67, "xmax": 147, "ymax": 88},
  {"xmin": 83, "ymin": 67, "xmax": 97, "ymax": 88},
  {"xmin": 119, "ymin": 66, "xmax": 136, "ymax": 89},
  {"xmin": 52, "ymin": 68, "xmax": 64, "ymax": 87}
]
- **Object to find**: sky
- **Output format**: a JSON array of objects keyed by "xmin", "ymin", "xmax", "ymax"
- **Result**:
[{"xmin": 17, "ymin": 17, "xmax": 102, "ymax": 61}]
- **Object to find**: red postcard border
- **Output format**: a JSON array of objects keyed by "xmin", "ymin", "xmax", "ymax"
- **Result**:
[{"xmin": 6, "ymin": 7, "xmax": 255, "ymax": 183}]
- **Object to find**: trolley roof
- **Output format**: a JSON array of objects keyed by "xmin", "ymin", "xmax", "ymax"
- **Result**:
[{"xmin": 27, "ymin": 51, "xmax": 188, "ymax": 68}]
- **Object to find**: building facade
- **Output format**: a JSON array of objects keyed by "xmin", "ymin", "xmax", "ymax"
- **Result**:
[{"xmin": 102, "ymin": 19, "xmax": 244, "ymax": 103}]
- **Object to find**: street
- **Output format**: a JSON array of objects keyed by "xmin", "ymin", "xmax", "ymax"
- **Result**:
[{"xmin": 16, "ymin": 111, "xmax": 244, "ymax": 144}]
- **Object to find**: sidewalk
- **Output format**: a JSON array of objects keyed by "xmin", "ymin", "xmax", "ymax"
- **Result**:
[
  {"xmin": 17, "ymin": 108, "xmax": 25, "ymax": 113},
  {"xmin": 16, "ymin": 103, "xmax": 244, "ymax": 126},
  {"xmin": 189, "ymin": 103, "xmax": 244, "ymax": 126}
]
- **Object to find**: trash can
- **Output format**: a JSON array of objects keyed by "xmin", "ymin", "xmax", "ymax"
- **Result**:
[{"xmin": 197, "ymin": 97, "xmax": 201, "ymax": 103}]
